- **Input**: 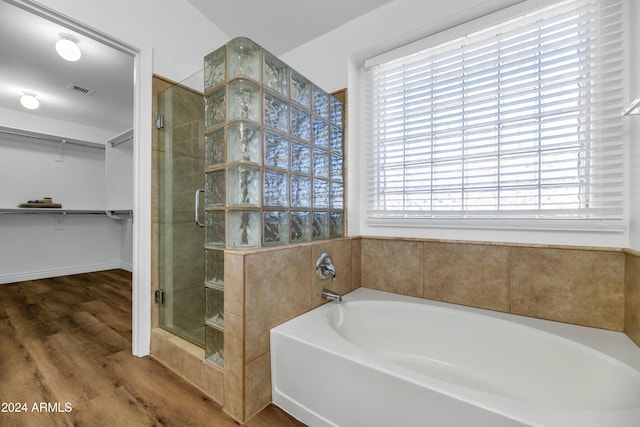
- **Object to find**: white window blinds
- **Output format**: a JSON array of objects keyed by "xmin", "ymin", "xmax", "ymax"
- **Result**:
[{"xmin": 365, "ymin": 0, "xmax": 625, "ymax": 227}]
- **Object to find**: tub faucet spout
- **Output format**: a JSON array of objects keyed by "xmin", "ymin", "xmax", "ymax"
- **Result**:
[{"xmin": 322, "ymin": 289, "xmax": 342, "ymax": 302}]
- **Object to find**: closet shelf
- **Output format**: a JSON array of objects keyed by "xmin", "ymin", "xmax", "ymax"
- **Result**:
[
  {"xmin": 0, "ymin": 126, "xmax": 105, "ymax": 149},
  {"xmin": 0, "ymin": 208, "xmax": 133, "ymax": 216}
]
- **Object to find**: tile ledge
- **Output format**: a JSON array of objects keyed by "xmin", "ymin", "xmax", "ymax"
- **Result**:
[
  {"xmin": 358, "ymin": 235, "xmax": 624, "ymax": 252},
  {"xmin": 222, "ymin": 237, "xmax": 352, "ymax": 255},
  {"xmin": 151, "ymin": 327, "xmax": 204, "ymax": 359},
  {"xmin": 624, "ymin": 248, "xmax": 640, "ymax": 257}
]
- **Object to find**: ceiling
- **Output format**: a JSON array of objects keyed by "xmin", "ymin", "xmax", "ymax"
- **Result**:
[
  {"xmin": 187, "ymin": 0, "xmax": 395, "ymax": 56},
  {"xmin": 0, "ymin": 1, "xmax": 134, "ymax": 138},
  {"xmin": 0, "ymin": 0, "xmax": 394, "ymax": 139}
]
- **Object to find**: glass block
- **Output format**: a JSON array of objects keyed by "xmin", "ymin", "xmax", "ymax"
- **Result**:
[
  {"xmin": 291, "ymin": 175, "xmax": 311, "ymax": 208},
  {"xmin": 290, "ymin": 70, "xmax": 311, "ymax": 108},
  {"xmin": 330, "ymin": 96, "xmax": 344, "ymax": 128},
  {"xmin": 204, "ymin": 88, "xmax": 225, "ymax": 128},
  {"xmin": 264, "ymin": 131, "xmax": 289, "ymax": 170},
  {"xmin": 206, "ymin": 287, "xmax": 224, "ymax": 329},
  {"xmin": 313, "ymin": 149, "xmax": 329, "ymax": 178},
  {"xmin": 313, "ymin": 179, "xmax": 329, "ymax": 208},
  {"xmin": 227, "ymin": 166, "xmax": 261, "ymax": 206},
  {"xmin": 313, "ymin": 85, "xmax": 329, "ymax": 119},
  {"xmin": 264, "ymin": 92, "xmax": 289, "ymax": 133},
  {"xmin": 228, "ymin": 122, "xmax": 261, "ymax": 164},
  {"xmin": 227, "ymin": 79, "xmax": 260, "ymax": 123},
  {"xmin": 291, "ymin": 141, "xmax": 311, "ymax": 175},
  {"xmin": 330, "ymin": 182, "xmax": 344, "ymax": 209},
  {"xmin": 205, "ymin": 170, "xmax": 225, "ymax": 207},
  {"xmin": 330, "ymin": 154, "xmax": 343, "ymax": 181},
  {"xmin": 263, "ymin": 210, "xmax": 289, "ymax": 246},
  {"xmin": 330, "ymin": 126, "xmax": 343, "ymax": 153},
  {"xmin": 205, "ymin": 326, "xmax": 224, "ymax": 368},
  {"xmin": 204, "ymin": 46, "xmax": 225, "ymax": 90},
  {"xmin": 312, "ymin": 211, "xmax": 329, "ymax": 240},
  {"xmin": 263, "ymin": 171, "xmax": 289, "ymax": 207},
  {"xmin": 330, "ymin": 211, "xmax": 345, "ymax": 238},
  {"xmin": 205, "ymin": 249, "xmax": 224, "ymax": 287},
  {"xmin": 290, "ymin": 211, "xmax": 311, "ymax": 243},
  {"xmin": 205, "ymin": 128, "xmax": 225, "ymax": 167},
  {"xmin": 312, "ymin": 118, "xmax": 329, "ymax": 148},
  {"xmin": 264, "ymin": 51, "xmax": 288, "ymax": 96},
  {"xmin": 291, "ymin": 106, "xmax": 310, "ymax": 142},
  {"xmin": 227, "ymin": 37, "xmax": 260, "ymax": 82},
  {"xmin": 205, "ymin": 210, "xmax": 225, "ymax": 247},
  {"xmin": 227, "ymin": 210, "xmax": 261, "ymax": 249}
]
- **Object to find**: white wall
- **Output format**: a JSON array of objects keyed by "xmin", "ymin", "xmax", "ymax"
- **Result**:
[
  {"xmin": 282, "ymin": 0, "xmax": 638, "ymax": 249},
  {"xmin": 0, "ymin": 134, "xmax": 105, "ymax": 209},
  {"xmin": 0, "ymin": 216, "xmax": 123, "ymax": 284},
  {"xmin": 105, "ymin": 138, "xmax": 133, "ymax": 211},
  {"xmin": 0, "ymin": 107, "xmax": 116, "ymax": 144},
  {"xmin": 628, "ymin": 0, "xmax": 640, "ymax": 251},
  {"xmin": 0, "ymin": 130, "xmax": 125, "ymax": 283},
  {"xmin": 120, "ymin": 217, "xmax": 133, "ymax": 271}
]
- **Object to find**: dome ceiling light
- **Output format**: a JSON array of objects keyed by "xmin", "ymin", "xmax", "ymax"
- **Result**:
[
  {"xmin": 20, "ymin": 92, "xmax": 39, "ymax": 110},
  {"xmin": 56, "ymin": 33, "xmax": 81, "ymax": 62}
]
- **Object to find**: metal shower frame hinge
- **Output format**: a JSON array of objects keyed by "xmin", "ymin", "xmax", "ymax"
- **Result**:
[
  {"xmin": 154, "ymin": 114, "xmax": 164, "ymax": 130},
  {"xmin": 154, "ymin": 289, "xmax": 165, "ymax": 304}
]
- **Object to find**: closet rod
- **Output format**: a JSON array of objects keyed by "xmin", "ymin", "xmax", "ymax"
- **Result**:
[
  {"xmin": 0, "ymin": 126, "xmax": 105, "ymax": 149},
  {"xmin": 0, "ymin": 208, "xmax": 133, "ymax": 216}
]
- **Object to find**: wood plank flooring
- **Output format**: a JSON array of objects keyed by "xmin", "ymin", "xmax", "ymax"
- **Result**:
[{"xmin": 0, "ymin": 270, "xmax": 304, "ymax": 427}]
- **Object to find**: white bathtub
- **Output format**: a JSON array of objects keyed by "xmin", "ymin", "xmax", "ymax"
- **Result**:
[{"xmin": 271, "ymin": 288, "xmax": 640, "ymax": 427}]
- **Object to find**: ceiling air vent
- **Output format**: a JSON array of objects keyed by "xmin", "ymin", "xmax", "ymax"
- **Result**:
[{"xmin": 66, "ymin": 83, "xmax": 95, "ymax": 95}]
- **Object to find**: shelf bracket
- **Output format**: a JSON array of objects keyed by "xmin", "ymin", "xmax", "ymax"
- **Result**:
[
  {"xmin": 622, "ymin": 97, "xmax": 640, "ymax": 117},
  {"xmin": 55, "ymin": 139, "xmax": 66, "ymax": 162},
  {"xmin": 54, "ymin": 213, "xmax": 65, "ymax": 230}
]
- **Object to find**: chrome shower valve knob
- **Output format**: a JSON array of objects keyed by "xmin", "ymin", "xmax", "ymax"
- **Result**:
[{"xmin": 315, "ymin": 252, "xmax": 336, "ymax": 280}]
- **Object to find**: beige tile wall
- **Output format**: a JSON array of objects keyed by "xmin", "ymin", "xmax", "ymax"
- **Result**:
[
  {"xmin": 225, "ymin": 238, "xmax": 359, "ymax": 422},
  {"xmin": 625, "ymin": 251, "xmax": 640, "ymax": 347},
  {"xmin": 361, "ymin": 237, "xmax": 626, "ymax": 331},
  {"xmin": 151, "ymin": 328, "xmax": 224, "ymax": 403}
]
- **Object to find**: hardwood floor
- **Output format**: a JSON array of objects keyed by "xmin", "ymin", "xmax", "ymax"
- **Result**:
[{"xmin": 0, "ymin": 270, "xmax": 304, "ymax": 427}]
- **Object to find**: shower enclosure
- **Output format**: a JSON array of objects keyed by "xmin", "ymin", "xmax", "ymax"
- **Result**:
[
  {"xmin": 154, "ymin": 37, "xmax": 346, "ymax": 368},
  {"xmin": 156, "ymin": 81, "xmax": 205, "ymax": 347}
]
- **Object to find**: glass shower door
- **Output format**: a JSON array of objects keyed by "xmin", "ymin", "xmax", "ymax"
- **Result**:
[{"xmin": 157, "ymin": 82, "xmax": 205, "ymax": 347}]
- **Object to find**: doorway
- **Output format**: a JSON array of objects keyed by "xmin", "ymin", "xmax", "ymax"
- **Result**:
[{"xmin": 0, "ymin": 0, "xmax": 152, "ymax": 356}]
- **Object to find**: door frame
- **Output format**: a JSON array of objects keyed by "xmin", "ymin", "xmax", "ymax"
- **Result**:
[{"xmin": 9, "ymin": 0, "xmax": 153, "ymax": 356}]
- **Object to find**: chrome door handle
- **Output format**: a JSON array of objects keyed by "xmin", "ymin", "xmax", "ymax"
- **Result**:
[{"xmin": 195, "ymin": 188, "xmax": 205, "ymax": 228}]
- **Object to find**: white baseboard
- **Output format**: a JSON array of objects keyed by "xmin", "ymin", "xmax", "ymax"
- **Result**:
[
  {"xmin": 119, "ymin": 261, "xmax": 133, "ymax": 272},
  {"xmin": 0, "ymin": 262, "xmax": 123, "ymax": 285}
]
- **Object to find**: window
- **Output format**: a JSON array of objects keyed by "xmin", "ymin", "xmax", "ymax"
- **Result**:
[{"xmin": 365, "ymin": 0, "xmax": 625, "ymax": 230}]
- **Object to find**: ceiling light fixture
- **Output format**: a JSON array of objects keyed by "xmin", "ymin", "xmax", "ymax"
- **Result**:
[
  {"xmin": 20, "ymin": 92, "xmax": 40, "ymax": 110},
  {"xmin": 56, "ymin": 33, "xmax": 81, "ymax": 62}
]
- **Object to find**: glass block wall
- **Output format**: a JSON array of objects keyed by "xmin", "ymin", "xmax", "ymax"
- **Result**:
[{"xmin": 202, "ymin": 37, "xmax": 345, "ymax": 367}]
